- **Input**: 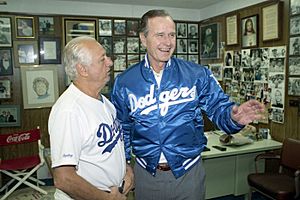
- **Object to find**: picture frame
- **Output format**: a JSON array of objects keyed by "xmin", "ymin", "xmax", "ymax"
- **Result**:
[
  {"xmin": 99, "ymin": 19, "xmax": 112, "ymax": 36},
  {"xmin": 262, "ymin": 2, "xmax": 282, "ymax": 42},
  {"xmin": 188, "ymin": 39, "xmax": 199, "ymax": 54},
  {"xmin": 200, "ymin": 23, "xmax": 219, "ymax": 59},
  {"xmin": 20, "ymin": 64, "xmax": 59, "ymax": 109},
  {"xmin": 177, "ymin": 22, "xmax": 187, "ymax": 38},
  {"xmin": 0, "ymin": 105, "xmax": 21, "ymax": 127},
  {"xmin": 63, "ymin": 18, "xmax": 97, "ymax": 45},
  {"xmin": 15, "ymin": 16, "xmax": 35, "ymax": 39},
  {"xmin": 113, "ymin": 19, "xmax": 126, "ymax": 35},
  {"xmin": 127, "ymin": 20, "xmax": 139, "ymax": 36},
  {"xmin": 99, "ymin": 37, "xmax": 112, "ymax": 56},
  {"xmin": 113, "ymin": 37, "xmax": 126, "ymax": 54},
  {"xmin": 209, "ymin": 63, "xmax": 223, "ymax": 81},
  {"xmin": 177, "ymin": 39, "xmax": 187, "ymax": 53},
  {"xmin": 0, "ymin": 79, "xmax": 11, "ymax": 99},
  {"xmin": 241, "ymin": 15, "xmax": 258, "ymax": 48},
  {"xmin": 290, "ymin": 15, "xmax": 300, "ymax": 36},
  {"xmin": 188, "ymin": 54, "xmax": 199, "ymax": 64},
  {"xmin": 0, "ymin": 16, "xmax": 12, "ymax": 47},
  {"xmin": 289, "ymin": 36, "xmax": 300, "ymax": 56},
  {"xmin": 288, "ymin": 57, "xmax": 300, "ymax": 75},
  {"xmin": 39, "ymin": 37, "xmax": 61, "ymax": 64},
  {"xmin": 290, "ymin": 0, "xmax": 300, "ymax": 16},
  {"xmin": 0, "ymin": 48, "xmax": 13, "ymax": 76},
  {"xmin": 288, "ymin": 77, "xmax": 300, "ymax": 96},
  {"xmin": 188, "ymin": 23, "xmax": 198, "ymax": 39},
  {"xmin": 38, "ymin": 16, "xmax": 55, "ymax": 35},
  {"xmin": 225, "ymin": 14, "xmax": 238, "ymax": 45},
  {"xmin": 127, "ymin": 37, "xmax": 139, "ymax": 53},
  {"xmin": 13, "ymin": 40, "xmax": 39, "ymax": 67}
]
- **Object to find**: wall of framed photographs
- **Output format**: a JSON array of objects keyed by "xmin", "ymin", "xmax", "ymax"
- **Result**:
[
  {"xmin": 199, "ymin": 0, "xmax": 300, "ymax": 142},
  {"xmin": 288, "ymin": 0, "xmax": 300, "ymax": 96}
]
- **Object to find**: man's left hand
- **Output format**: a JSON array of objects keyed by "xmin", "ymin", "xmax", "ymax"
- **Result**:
[{"xmin": 231, "ymin": 99, "xmax": 265, "ymax": 125}]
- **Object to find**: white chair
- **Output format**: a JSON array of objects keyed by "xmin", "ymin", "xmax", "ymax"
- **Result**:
[{"xmin": 0, "ymin": 127, "xmax": 47, "ymax": 200}]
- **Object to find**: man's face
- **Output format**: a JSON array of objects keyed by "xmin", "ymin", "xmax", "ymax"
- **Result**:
[
  {"xmin": 84, "ymin": 40, "xmax": 113, "ymax": 89},
  {"xmin": 140, "ymin": 16, "xmax": 176, "ymax": 69}
]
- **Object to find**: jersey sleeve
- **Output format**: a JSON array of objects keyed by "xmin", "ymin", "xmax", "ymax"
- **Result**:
[{"xmin": 49, "ymin": 110, "xmax": 84, "ymax": 168}]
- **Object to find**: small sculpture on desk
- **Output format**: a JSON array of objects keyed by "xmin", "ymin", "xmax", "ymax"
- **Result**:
[{"xmin": 219, "ymin": 125, "xmax": 255, "ymax": 146}]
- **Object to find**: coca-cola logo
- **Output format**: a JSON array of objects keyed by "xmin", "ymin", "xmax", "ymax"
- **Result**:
[{"xmin": 7, "ymin": 133, "xmax": 31, "ymax": 143}]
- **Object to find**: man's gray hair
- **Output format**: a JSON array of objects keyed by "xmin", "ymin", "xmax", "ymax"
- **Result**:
[{"xmin": 63, "ymin": 36, "xmax": 95, "ymax": 81}]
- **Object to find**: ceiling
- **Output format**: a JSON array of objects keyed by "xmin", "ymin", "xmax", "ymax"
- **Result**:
[{"xmin": 60, "ymin": 0, "xmax": 222, "ymax": 9}]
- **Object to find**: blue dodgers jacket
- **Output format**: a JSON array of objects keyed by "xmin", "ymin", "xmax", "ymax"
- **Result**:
[{"xmin": 111, "ymin": 55, "xmax": 244, "ymax": 178}]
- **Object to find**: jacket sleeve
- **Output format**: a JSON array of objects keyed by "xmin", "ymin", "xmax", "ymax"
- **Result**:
[
  {"xmin": 198, "ymin": 69, "xmax": 244, "ymax": 134},
  {"xmin": 110, "ymin": 77, "xmax": 133, "ymax": 161}
]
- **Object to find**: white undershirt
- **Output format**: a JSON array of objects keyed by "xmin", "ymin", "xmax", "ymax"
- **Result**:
[{"xmin": 151, "ymin": 67, "xmax": 167, "ymax": 164}]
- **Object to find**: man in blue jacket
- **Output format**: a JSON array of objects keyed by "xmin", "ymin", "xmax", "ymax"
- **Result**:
[{"xmin": 111, "ymin": 9, "xmax": 265, "ymax": 200}]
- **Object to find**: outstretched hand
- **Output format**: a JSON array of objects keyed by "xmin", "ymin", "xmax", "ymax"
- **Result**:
[{"xmin": 231, "ymin": 99, "xmax": 265, "ymax": 125}]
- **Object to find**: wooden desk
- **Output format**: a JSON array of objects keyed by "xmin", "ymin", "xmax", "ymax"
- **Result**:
[{"xmin": 202, "ymin": 132, "xmax": 282, "ymax": 199}]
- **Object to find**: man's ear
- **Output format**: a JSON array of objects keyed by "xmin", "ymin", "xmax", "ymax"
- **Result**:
[
  {"xmin": 76, "ymin": 63, "xmax": 88, "ymax": 77},
  {"xmin": 139, "ymin": 32, "xmax": 147, "ymax": 49}
]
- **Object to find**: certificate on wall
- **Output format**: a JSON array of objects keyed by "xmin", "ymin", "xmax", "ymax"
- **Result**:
[
  {"xmin": 262, "ymin": 2, "xmax": 281, "ymax": 41},
  {"xmin": 226, "ymin": 15, "xmax": 238, "ymax": 45}
]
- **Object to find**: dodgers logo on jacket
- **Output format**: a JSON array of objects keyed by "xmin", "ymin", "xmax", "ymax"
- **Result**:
[{"xmin": 129, "ymin": 84, "xmax": 196, "ymax": 116}]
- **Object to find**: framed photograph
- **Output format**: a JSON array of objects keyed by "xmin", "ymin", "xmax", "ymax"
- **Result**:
[
  {"xmin": 113, "ymin": 55, "xmax": 126, "ymax": 71},
  {"xmin": 262, "ymin": 2, "xmax": 282, "ymax": 41},
  {"xmin": 127, "ymin": 37, "xmax": 139, "ymax": 53},
  {"xmin": 113, "ymin": 19, "xmax": 126, "ymax": 35},
  {"xmin": 127, "ymin": 20, "xmax": 139, "ymax": 36},
  {"xmin": 99, "ymin": 37, "xmax": 112, "ymax": 56},
  {"xmin": 288, "ymin": 57, "xmax": 300, "ymax": 75},
  {"xmin": 288, "ymin": 77, "xmax": 300, "ymax": 96},
  {"xmin": 15, "ymin": 16, "xmax": 35, "ymax": 38},
  {"xmin": 39, "ymin": 37, "xmax": 61, "ymax": 64},
  {"xmin": 188, "ymin": 54, "xmax": 199, "ymax": 64},
  {"xmin": 188, "ymin": 39, "xmax": 199, "ymax": 53},
  {"xmin": 289, "ymin": 36, "xmax": 300, "ymax": 56},
  {"xmin": 127, "ymin": 54, "xmax": 139, "ymax": 66},
  {"xmin": 38, "ymin": 16, "xmax": 55, "ymax": 35},
  {"xmin": 290, "ymin": 0, "xmax": 300, "ymax": 16},
  {"xmin": 99, "ymin": 19, "xmax": 112, "ymax": 36},
  {"xmin": 177, "ymin": 23, "xmax": 187, "ymax": 38},
  {"xmin": 209, "ymin": 63, "xmax": 223, "ymax": 81},
  {"xmin": 177, "ymin": 39, "xmax": 187, "ymax": 53},
  {"xmin": 226, "ymin": 14, "xmax": 238, "ymax": 45},
  {"xmin": 188, "ymin": 24, "xmax": 198, "ymax": 38},
  {"xmin": 0, "ymin": 105, "xmax": 21, "ymax": 127},
  {"xmin": 113, "ymin": 37, "xmax": 126, "ymax": 54},
  {"xmin": 0, "ymin": 48, "xmax": 13, "ymax": 76},
  {"xmin": 0, "ymin": 79, "xmax": 11, "ymax": 99},
  {"xmin": 200, "ymin": 23, "xmax": 219, "ymax": 59},
  {"xmin": 290, "ymin": 15, "xmax": 300, "ymax": 36},
  {"xmin": 63, "ymin": 18, "xmax": 97, "ymax": 45},
  {"xmin": 0, "ymin": 16, "xmax": 12, "ymax": 47},
  {"xmin": 20, "ymin": 65, "xmax": 59, "ymax": 109},
  {"xmin": 13, "ymin": 41, "xmax": 39, "ymax": 67},
  {"xmin": 241, "ymin": 15, "xmax": 258, "ymax": 48}
]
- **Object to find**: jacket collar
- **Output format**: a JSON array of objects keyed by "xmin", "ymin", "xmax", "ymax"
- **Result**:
[{"xmin": 144, "ymin": 53, "xmax": 172, "ymax": 69}]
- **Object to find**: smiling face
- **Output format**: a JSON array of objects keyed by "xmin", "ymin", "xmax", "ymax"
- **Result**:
[{"xmin": 140, "ymin": 16, "xmax": 176, "ymax": 71}]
